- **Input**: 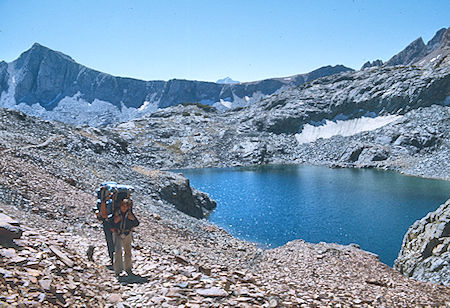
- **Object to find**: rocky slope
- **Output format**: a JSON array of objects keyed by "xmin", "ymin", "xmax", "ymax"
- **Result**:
[
  {"xmin": 0, "ymin": 112, "xmax": 449, "ymax": 306},
  {"xmin": 0, "ymin": 43, "xmax": 351, "ymax": 125},
  {"xmin": 107, "ymin": 65, "xmax": 450, "ymax": 181},
  {"xmin": 244, "ymin": 62, "xmax": 449, "ymax": 134},
  {"xmin": 395, "ymin": 199, "xmax": 450, "ymax": 286}
]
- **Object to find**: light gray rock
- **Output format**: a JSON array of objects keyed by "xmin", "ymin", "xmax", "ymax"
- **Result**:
[
  {"xmin": 357, "ymin": 146, "xmax": 389, "ymax": 164},
  {"xmin": 394, "ymin": 199, "xmax": 450, "ymax": 285}
]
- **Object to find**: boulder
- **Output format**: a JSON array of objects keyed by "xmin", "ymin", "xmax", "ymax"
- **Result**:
[
  {"xmin": 340, "ymin": 144, "xmax": 365, "ymax": 162},
  {"xmin": 192, "ymin": 189, "xmax": 217, "ymax": 215},
  {"xmin": 0, "ymin": 213, "xmax": 22, "ymax": 243},
  {"xmin": 357, "ymin": 146, "xmax": 390, "ymax": 164},
  {"xmin": 152, "ymin": 171, "xmax": 216, "ymax": 219},
  {"xmin": 394, "ymin": 199, "xmax": 450, "ymax": 285},
  {"xmin": 392, "ymin": 130, "xmax": 440, "ymax": 150}
]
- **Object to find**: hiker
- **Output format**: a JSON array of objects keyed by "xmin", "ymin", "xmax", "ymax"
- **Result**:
[
  {"xmin": 112, "ymin": 198, "xmax": 139, "ymax": 276},
  {"xmin": 95, "ymin": 184, "xmax": 116, "ymax": 264}
]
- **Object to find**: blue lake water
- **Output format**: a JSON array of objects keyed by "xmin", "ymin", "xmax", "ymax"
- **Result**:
[{"xmin": 179, "ymin": 165, "xmax": 450, "ymax": 266}]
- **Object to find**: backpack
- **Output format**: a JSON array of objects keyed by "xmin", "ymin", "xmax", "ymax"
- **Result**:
[{"xmin": 96, "ymin": 182, "xmax": 134, "ymax": 221}]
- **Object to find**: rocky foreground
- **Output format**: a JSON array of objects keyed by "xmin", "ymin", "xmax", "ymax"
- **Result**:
[{"xmin": 0, "ymin": 110, "xmax": 449, "ymax": 306}]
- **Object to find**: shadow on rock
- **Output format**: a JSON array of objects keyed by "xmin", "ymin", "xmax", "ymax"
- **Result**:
[{"xmin": 117, "ymin": 273, "xmax": 149, "ymax": 285}]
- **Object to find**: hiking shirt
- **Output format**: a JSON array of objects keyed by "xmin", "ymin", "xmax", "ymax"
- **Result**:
[{"xmin": 113, "ymin": 210, "xmax": 139, "ymax": 235}]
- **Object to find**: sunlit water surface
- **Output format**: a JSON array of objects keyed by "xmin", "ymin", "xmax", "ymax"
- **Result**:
[{"xmin": 179, "ymin": 165, "xmax": 450, "ymax": 266}]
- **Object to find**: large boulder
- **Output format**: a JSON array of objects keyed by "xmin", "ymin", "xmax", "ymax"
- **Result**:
[
  {"xmin": 151, "ymin": 171, "xmax": 216, "ymax": 219},
  {"xmin": 394, "ymin": 199, "xmax": 450, "ymax": 285},
  {"xmin": 0, "ymin": 213, "xmax": 22, "ymax": 243}
]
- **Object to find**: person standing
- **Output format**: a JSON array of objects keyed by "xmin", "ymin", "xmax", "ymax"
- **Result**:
[
  {"xmin": 95, "ymin": 185, "xmax": 115, "ymax": 265},
  {"xmin": 112, "ymin": 198, "xmax": 139, "ymax": 276}
]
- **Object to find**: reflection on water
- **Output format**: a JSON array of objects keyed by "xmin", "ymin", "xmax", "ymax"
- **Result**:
[{"xmin": 179, "ymin": 165, "xmax": 450, "ymax": 266}]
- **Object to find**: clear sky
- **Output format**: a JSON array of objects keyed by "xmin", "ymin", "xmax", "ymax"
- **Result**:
[{"xmin": 0, "ymin": 0, "xmax": 448, "ymax": 82}]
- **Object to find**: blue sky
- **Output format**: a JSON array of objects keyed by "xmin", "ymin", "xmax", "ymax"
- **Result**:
[{"xmin": 0, "ymin": 0, "xmax": 448, "ymax": 82}]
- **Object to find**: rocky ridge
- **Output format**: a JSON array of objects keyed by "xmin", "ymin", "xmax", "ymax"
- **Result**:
[
  {"xmin": 1, "ymin": 27, "xmax": 447, "ymax": 129},
  {"xmin": 244, "ymin": 62, "xmax": 449, "ymax": 134},
  {"xmin": 382, "ymin": 27, "xmax": 448, "ymax": 67},
  {"xmin": 0, "ymin": 43, "xmax": 351, "ymax": 125}
]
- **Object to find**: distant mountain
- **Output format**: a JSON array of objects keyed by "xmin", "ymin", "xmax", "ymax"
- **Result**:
[
  {"xmin": 0, "ymin": 43, "xmax": 352, "ymax": 126},
  {"xmin": 361, "ymin": 59, "xmax": 383, "ymax": 70},
  {"xmin": 216, "ymin": 77, "xmax": 240, "ymax": 84},
  {"xmin": 385, "ymin": 27, "xmax": 449, "ymax": 66}
]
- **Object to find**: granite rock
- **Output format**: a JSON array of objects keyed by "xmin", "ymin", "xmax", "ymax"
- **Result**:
[{"xmin": 394, "ymin": 199, "xmax": 450, "ymax": 286}]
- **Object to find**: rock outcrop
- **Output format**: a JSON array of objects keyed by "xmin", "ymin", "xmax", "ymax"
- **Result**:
[
  {"xmin": 394, "ymin": 199, "xmax": 450, "ymax": 286},
  {"xmin": 361, "ymin": 59, "xmax": 383, "ymax": 70},
  {"xmin": 137, "ymin": 169, "xmax": 216, "ymax": 219},
  {"xmin": 246, "ymin": 63, "xmax": 449, "ymax": 134}
]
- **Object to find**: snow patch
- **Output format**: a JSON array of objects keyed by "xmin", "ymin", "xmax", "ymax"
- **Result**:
[
  {"xmin": 295, "ymin": 115, "xmax": 402, "ymax": 144},
  {"xmin": 138, "ymin": 101, "xmax": 150, "ymax": 111},
  {"xmin": 430, "ymin": 55, "xmax": 441, "ymax": 63},
  {"xmin": 219, "ymin": 100, "xmax": 232, "ymax": 109},
  {"xmin": 1, "ymin": 85, "xmax": 159, "ymax": 127}
]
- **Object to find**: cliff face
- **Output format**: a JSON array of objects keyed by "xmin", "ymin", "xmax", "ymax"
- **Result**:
[
  {"xmin": 395, "ymin": 200, "xmax": 450, "ymax": 286},
  {"xmin": 10, "ymin": 43, "xmax": 164, "ymax": 110},
  {"xmin": 0, "ymin": 43, "xmax": 351, "ymax": 125},
  {"xmin": 0, "ymin": 61, "xmax": 8, "ymax": 95}
]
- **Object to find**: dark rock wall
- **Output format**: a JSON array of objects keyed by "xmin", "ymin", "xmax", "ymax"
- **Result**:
[
  {"xmin": 5, "ymin": 43, "xmax": 352, "ymax": 112},
  {"xmin": 0, "ymin": 61, "xmax": 8, "ymax": 94}
]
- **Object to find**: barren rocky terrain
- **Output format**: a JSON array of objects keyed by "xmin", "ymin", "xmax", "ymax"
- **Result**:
[
  {"xmin": 1, "ymin": 27, "xmax": 449, "ymax": 307},
  {"xmin": 1, "ymin": 150, "xmax": 449, "ymax": 307},
  {"xmin": 0, "ymin": 104, "xmax": 449, "ymax": 306}
]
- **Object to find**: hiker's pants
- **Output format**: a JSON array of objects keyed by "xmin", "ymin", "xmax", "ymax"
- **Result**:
[
  {"xmin": 113, "ymin": 231, "xmax": 132, "ymax": 274},
  {"xmin": 102, "ymin": 220, "xmax": 114, "ymax": 263}
]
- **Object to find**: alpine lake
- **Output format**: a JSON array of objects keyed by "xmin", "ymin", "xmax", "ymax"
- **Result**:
[{"xmin": 178, "ymin": 165, "xmax": 450, "ymax": 266}]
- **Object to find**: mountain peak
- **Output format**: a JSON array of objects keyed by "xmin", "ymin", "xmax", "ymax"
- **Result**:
[
  {"xmin": 216, "ymin": 77, "xmax": 240, "ymax": 84},
  {"xmin": 385, "ymin": 37, "xmax": 426, "ymax": 66},
  {"xmin": 19, "ymin": 43, "xmax": 75, "ymax": 63},
  {"xmin": 425, "ymin": 27, "xmax": 447, "ymax": 51},
  {"xmin": 31, "ymin": 42, "xmax": 45, "ymax": 49}
]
